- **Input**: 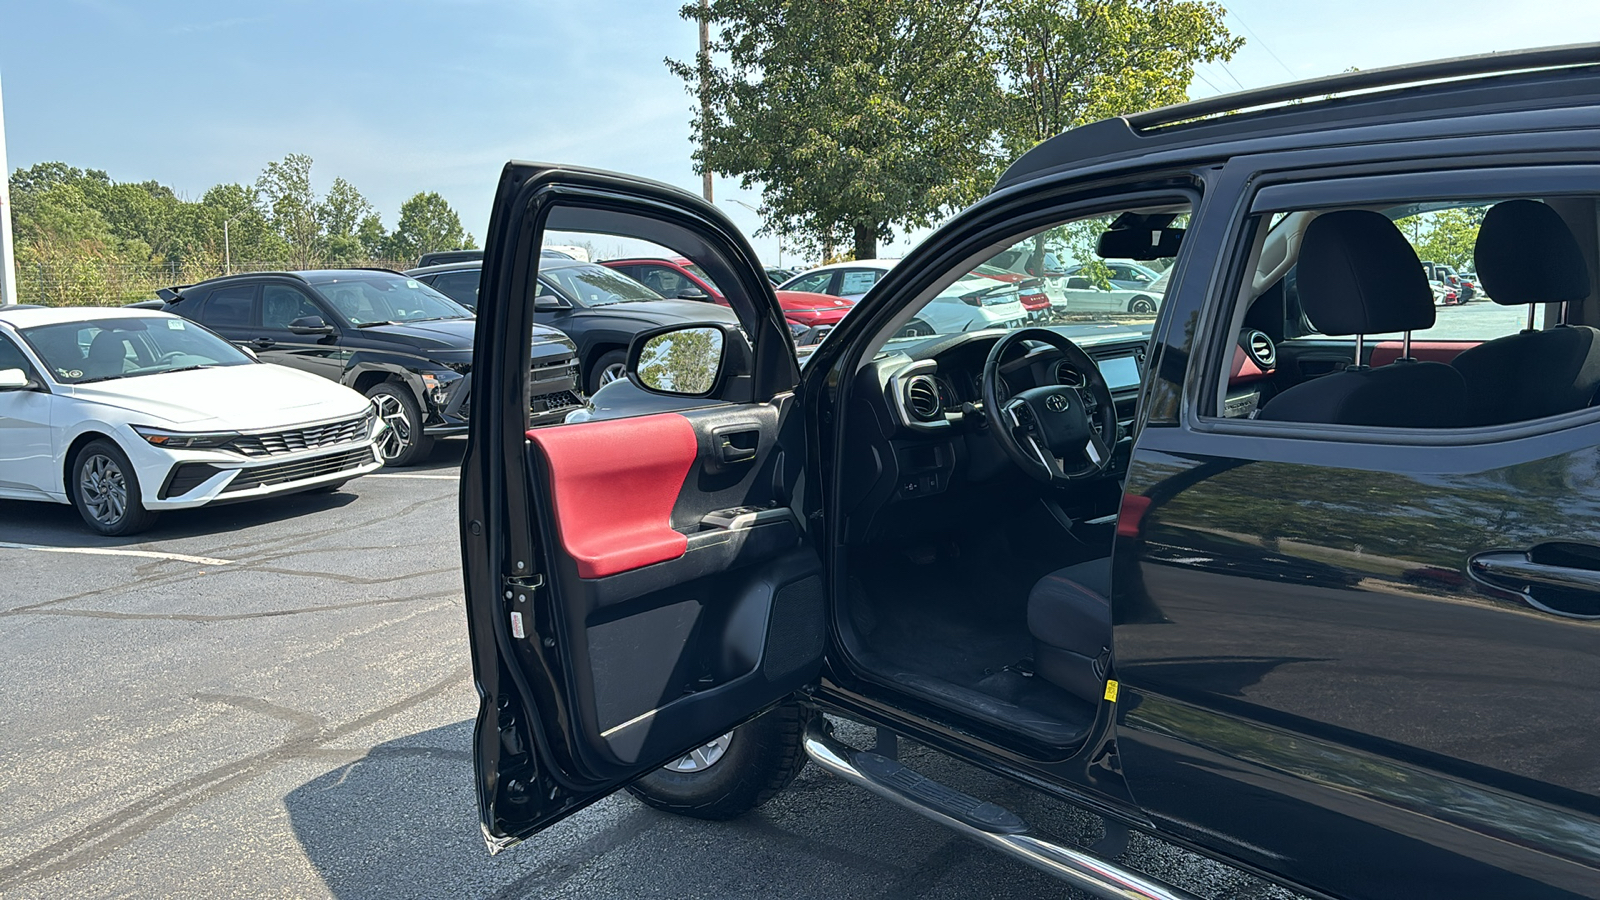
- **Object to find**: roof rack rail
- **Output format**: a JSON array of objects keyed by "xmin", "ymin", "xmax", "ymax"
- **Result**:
[{"xmin": 1129, "ymin": 42, "xmax": 1600, "ymax": 131}]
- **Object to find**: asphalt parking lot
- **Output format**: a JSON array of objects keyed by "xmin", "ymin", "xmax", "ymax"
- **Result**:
[{"xmin": 0, "ymin": 441, "xmax": 1303, "ymax": 900}]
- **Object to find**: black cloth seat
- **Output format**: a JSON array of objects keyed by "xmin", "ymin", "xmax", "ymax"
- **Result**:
[
  {"xmin": 1450, "ymin": 200, "xmax": 1600, "ymax": 426},
  {"xmin": 1026, "ymin": 558, "xmax": 1111, "ymax": 703},
  {"xmin": 1259, "ymin": 209, "xmax": 1467, "ymax": 428}
]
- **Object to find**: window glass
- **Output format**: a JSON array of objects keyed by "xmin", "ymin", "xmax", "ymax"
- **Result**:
[
  {"xmin": 20, "ymin": 316, "xmax": 253, "ymax": 384},
  {"xmin": 838, "ymin": 270, "xmax": 881, "ymax": 296},
  {"xmin": 635, "ymin": 265, "xmax": 693, "ymax": 298},
  {"xmin": 200, "ymin": 284, "xmax": 255, "ymax": 327},
  {"xmin": 681, "ymin": 263, "xmax": 722, "ymax": 295},
  {"xmin": 261, "ymin": 285, "xmax": 324, "ymax": 329},
  {"xmin": 430, "ymin": 271, "xmax": 481, "ymax": 309},
  {"xmin": 309, "ymin": 273, "xmax": 471, "ymax": 326},
  {"xmin": 784, "ymin": 271, "xmax": 834, "ymax": 294},
  {"xmin": 0, "ymin": 334, "xmax": 33, "ymax": 375},
  {"xmin": 543, "ymin": 264, "xmax": 663, "ymax": 306}
]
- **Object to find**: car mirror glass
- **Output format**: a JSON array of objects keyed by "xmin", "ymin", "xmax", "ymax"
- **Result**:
[{"xmin": 631, "ymin": 326, "xmax": 724, "ymax": 396}]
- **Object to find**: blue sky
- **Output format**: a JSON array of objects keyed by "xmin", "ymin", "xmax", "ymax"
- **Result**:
[{"xmin": 3, "ymin": 0, "xmax": 1598, "ymax": 264}]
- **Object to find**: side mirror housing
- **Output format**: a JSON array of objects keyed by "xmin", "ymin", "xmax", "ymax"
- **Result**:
[
  {"xmin": 534, "ymin": 293, "xmax": 570, "ymax": 312},
  {"xmin": 0, "ymin": 368, "xmax": 40, "ymax": 391},
  {"xmin": 676, "ymin": 287, "xmax": 709, "ymax": 301},
  {"xmin": 287, "ymin": 315, "xmax": 334, "ymax": 335},
  {"xmin": 626, "ymin": 323, "xmax": 748, "ymax": 399}
]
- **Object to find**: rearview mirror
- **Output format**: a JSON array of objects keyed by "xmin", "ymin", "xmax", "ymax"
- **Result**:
[
  {"xmin": 1097, "ymin": 226, "xmax": 1185, "ymax": 261},
  {"xmin": 534, "ymin": 293, "xmax": 569, "ymax": 312},
  {"xmin": 627, "ymin": 325, "xmax": 726, "ymax": 397},
  {"xmin": 287, "ymin": 315, "xmax": 334, "ymax": 335},
  {"xmin": 0, "ymin": 368, "xmax": 36, "ymax": 390}
]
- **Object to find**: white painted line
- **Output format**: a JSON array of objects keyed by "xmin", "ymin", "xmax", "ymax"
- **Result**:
[
  {"xmin": 366, "ymin": 474, "xmax": 459, "ymax": 480},
  {"xmin": 0, "ymin": 542, "xmax": 233, "ymax": 566}
]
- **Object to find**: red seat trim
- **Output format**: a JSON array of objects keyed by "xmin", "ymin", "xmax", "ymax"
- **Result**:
[{"xmin": 527, "ymin": 414, "xmax": 698, "ymax": 579}]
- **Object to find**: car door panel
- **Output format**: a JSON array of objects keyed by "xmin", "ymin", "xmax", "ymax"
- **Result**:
[{"xmin": 462, "ymin": 162, "xmax": 819, "ymax": 846}]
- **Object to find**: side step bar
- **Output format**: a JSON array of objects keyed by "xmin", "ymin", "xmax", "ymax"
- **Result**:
[{"xmin": 802, "ymin": 721, "xmax": 1201, "ymax": 900}]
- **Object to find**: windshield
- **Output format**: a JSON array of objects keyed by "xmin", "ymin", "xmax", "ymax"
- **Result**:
[
  {"xmin": 310, "ymin": 273, "xmax": 472, "ymax": 326},
  {"xmin": 885, "ymin": 209, "xmax": 1180, "ymax": 348},
  {"xmin": 21, "ymin": 315, "xmax": 254, "ymax": 384},
  {"xmin": 543, "ymin": 264, "xmax": 663, "ymax": 306}
]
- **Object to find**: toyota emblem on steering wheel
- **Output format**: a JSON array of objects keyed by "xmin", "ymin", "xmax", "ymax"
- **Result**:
[{"xmin": 1045, "ymin": 394, "xmax": 1070, "ymax": 413}]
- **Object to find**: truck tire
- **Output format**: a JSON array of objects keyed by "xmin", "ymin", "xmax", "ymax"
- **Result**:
[{"xmin": 625, "ymin": 703, "xmax": 808, "ymax": 820}]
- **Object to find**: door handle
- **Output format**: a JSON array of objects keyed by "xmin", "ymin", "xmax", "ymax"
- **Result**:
[
  {"xmin": 251, "ymin": 337, "xmax": 276, "ymax": 350},
  {"xmin": 1468, "ymin": 549, "xmax": 1600, "ymax": 619},
  {"xmin": 710, "ymin": 426, "xmax": 760, "ymax": 466}
]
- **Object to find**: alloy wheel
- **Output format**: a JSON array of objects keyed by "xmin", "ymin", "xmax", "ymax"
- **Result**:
[
  {"xmin": 79, "ymin": 453, "xmax": 128, "ymax": 526},
  {"xmin": 598, "ymin": 362, "xmax": 627, "ymax": 388},
  {"xmin": 373, "ymin": 393, "xmax": 413, "ymax": 462},
  {"xmin": 663, "ymin": 732, "xmax": 733, "ymax": 773}
]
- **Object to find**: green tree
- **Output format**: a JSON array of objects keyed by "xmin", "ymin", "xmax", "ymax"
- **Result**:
[
  {"xmin": 1397, "ymin": 206, "xmax": 1486, "ymax": 271},
  {"xmin": 256, "ymin": 153, "xmax": 323, "ymax": 268},
  {"xmin": 385, "ymin": 191, "xmax": 473, "ymax": 263},
  {"xmin": 318, "ymin": 177, "xmax": 377, "ymax": 263},
  {"xmin": 673, "ymin": 0, "xmax": 1001, "ymax": 260}
]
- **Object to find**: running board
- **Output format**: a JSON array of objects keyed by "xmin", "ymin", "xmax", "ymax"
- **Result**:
[{"xmin": 802, "ymin": 721, "xmax": 1201, "ymax": 900}]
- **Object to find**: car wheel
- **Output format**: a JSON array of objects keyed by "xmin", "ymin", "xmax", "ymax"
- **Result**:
[
  {"xmin": 625, "ymin": 703, "xmax": 808, "ymax": 821},
  {"xmin": 366, "ymin": 383, "xmax": 433, "ymax": 467},
  {"xmin": 71, "ymin": 439, "xmax": 157, "ymax": 536},
  {"xmin": 1127, "ymin": 295, "xmax": 1157, "ymax": 314},
  {"xmin": 588, "ymin": 349, "xmax": 628, "ymax": 395}
]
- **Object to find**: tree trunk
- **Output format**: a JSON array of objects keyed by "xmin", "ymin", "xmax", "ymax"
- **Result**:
[{"xmin": 853, "ymin": 223, "xmax": 877, "ymax": 260}]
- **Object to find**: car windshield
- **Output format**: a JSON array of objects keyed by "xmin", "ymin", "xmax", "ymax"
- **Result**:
[
  {"xmin": 310, "ymin": 273, "xmax": 472, "ymax": 326},
  {"xmin": 20, "ymin": 315, "xmax": 254, "ymax": 384},
  {"xmin": 884, "ymin": 209, "xmax": 1179, "ymax": 348},
  {"xmin": 543, "ymin": 264, "xmax": 663, "ymax": 306}
]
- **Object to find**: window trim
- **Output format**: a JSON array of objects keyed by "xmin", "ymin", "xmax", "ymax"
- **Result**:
[{"xmin": 1190, "ymin": 162, "xmax": 1600, "ymax": 446}]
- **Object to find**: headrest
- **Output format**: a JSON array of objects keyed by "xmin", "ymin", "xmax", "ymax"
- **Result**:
[
  {"xmin": 1298, "ymin": 210, "xmax": 1434, "ymax": 336},
  {"xmin": 1474, "ymin": 200, "xmax": 1590, "ymax": 306}
]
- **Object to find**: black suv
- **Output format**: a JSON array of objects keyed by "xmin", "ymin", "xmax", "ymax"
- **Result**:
[
  {"xmin": 459, "ymin": 47, "xmax": 1600, "ymax": 900},
  {"xmin": 157, "ymin": 269, "xmax": 580, "ymax": 466},
  {"xmin": 406, "ymin": 258, "xmax": 740, "ymax": 394}
]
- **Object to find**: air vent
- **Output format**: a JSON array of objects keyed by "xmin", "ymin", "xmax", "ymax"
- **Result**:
[
  {"xmin": 1245, "ymin": 330, "xmax": 1276, "ymax": 368},
  {"xmin": 906, "ymin": 375, "xmax": 943, "ymax": 421},
  {"xmin": 1054, "ymin": 360, "xmax": 1087, "ymax": 388}
]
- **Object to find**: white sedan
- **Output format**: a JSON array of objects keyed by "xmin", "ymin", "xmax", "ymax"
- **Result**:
[{"xmin": 0, "ymin": 306, "xmax": 384, "ymax": 535}]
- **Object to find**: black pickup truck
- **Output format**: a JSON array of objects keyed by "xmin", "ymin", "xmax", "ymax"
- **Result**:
[
  {"xmin": 158, "ymin": 269, "xmax": 580, "ymax": 465},
  {"xmin": 457, "ymin": 46, "xmax": 1600, "ymax": 900}
]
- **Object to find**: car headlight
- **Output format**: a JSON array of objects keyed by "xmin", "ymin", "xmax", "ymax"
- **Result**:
[{"xmin": 132, "ymin": 426, "xmax": 240, "ymax": 449}]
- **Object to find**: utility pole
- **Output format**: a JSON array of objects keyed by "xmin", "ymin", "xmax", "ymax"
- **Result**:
[
  {"xmin": 698, "ymin": 0, "xmax": 713, "ymax": 203},
  {"xmin": 0, "ymin": 69, "xmax": 18, "ymax": 306}
]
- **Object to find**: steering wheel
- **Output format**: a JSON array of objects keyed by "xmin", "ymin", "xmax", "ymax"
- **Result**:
[{"xmin": 982, "ymin": 328, "xmax": 1118, "ymax": 486}]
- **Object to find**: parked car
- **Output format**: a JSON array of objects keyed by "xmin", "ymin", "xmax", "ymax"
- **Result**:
[
  {"xmin": 1064, "ymin": 258, "xmax": 1163, "ymax": 291},
  {"xmin": 777, "ymin": 259, "xmax": 899, "ymax": 300},
  {"xmin": 155, "ymin": 269, "xmax": 581, "ymax": 466},
  {"xmin": 0, "ymin": 305, "xmax": 383, "ymax": 534},
  {"xmin": 1050, "ymin": 275, "xmax": 1163, "ymax": 314},
  {"xmin": 765, "ymin": 266, "xmax": 799, "ymax": 286},
  {"xmin": 407, "ymin": 259, "xmax": 741, "ymax": 394},
  {"xmin": 601, "ymin": 256, "xmax": 856, "ymax": 335},
  {"xmin": 457, "ymin": 46, "xmax": 1600, "ymax": 900},
  {"xmin": 416, "ymin": 249, "xmax": 484, "ymax": 268}
]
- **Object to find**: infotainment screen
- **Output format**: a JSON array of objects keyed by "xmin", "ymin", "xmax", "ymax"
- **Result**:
[{"xmin": 1098, "ymin": 355, "xmax": 1142, "ymax": 392}]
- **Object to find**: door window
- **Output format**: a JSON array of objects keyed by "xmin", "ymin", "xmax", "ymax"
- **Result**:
[
  {"xmin": 0, "ymin": 334, "xmax": 34, "ymax": 376},
  {"xmin": 837, "ymin": 269, "xmax": 881, "ymax": 296},
  {"xmin": 198, "ymin": 284, "xmax": 256, "ymax": 328},
  {"xmin": 429, "ymin": 271, "xmax": 481, "ymax": 308},
  {"xmin": 635, "ymin": 264, "xmax": 692, "ymax": 297},
  {"xmin": 784, "ymin": 271, "xmax": 834, "ymax": 294},
  {"xmin": 260, "ymin": 285, "xmax": 324, "ymax": 330}
]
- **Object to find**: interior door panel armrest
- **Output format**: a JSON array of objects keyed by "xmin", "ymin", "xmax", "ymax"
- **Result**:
[{"xmin": 527, "ymin": 414, "xmax": 699, "ymax": 578}]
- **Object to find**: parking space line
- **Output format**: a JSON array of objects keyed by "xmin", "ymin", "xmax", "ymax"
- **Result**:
[
  {"xmin": 366, "ymin": 474, "xmax": 459, "ymax": 480},
  {"xmin": 0, "ymin": 542, "xmax": 232, "ymax": 566}
]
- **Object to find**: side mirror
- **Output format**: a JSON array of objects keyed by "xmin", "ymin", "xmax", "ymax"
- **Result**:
[
  {"xmin": 287, "ymin": 315, "xmax": 334, "ymax": 335},
  {"xmin": 534, "ymin": 293, "xmax": 569, "ymax": 312},
  {"xmin": 0, "ymin": 368, "xmax": 38, "ymax": 391},
  {"xmin": 240, "ymin": 346, "xmax": 260, "ymax": 361},
  {"xmin": 676, "ymin": 287, "xmax": 709, "ymax": 301},
  {"xmin": 626, "ymin": 324, "xmax": 728, "ymax": 397}
]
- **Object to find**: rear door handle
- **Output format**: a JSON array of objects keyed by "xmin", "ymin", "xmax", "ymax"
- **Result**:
[
  {"xmin": 1469, "ymin": 549, "xmax": 1600, "ymax": 619},
  {"xmin": 251, "ymin": 337, "xmax": 276, "ymax": 350}
]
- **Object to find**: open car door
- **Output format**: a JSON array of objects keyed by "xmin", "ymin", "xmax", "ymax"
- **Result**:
[{"xmin": 460, "ymin": 163, "xmax": 825, "ymax": 849}]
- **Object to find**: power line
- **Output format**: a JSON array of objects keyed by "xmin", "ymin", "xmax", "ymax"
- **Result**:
[
  {"xmin": 1225, "ymin": 3, "xmax": 1297, "ymax": 80},
  {"xmin": 1214, "ymin": 61, "xmax": 1248, "ymax": 91},
  {"xmin": 1190, "ymin": 67, "xmax": 1225, "ymax": 96}
]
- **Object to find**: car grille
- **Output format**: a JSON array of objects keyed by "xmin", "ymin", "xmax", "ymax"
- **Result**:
[
  {"xmin": 532, "ymin": 389, "xmax": 584, "ymax": 417},
  {"xmin": 226, "ymin": 413, "xmax": 372, "ymax": 457},
  {"xmin": 221, "ymin": 448, "xmax": 376, "ymax": 493}
]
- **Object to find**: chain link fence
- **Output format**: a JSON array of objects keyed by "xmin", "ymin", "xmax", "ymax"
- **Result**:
[{"xmin": 12, "ymin": 257, "xmax": 415, "ymax": 308}]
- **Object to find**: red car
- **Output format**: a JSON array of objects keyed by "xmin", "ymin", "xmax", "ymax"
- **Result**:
[
  {"xmin": 970, "ymin": 263, "xmax": 1053, "ymax": 314},
  {"xmin": 603, "ymin": 257, "xmax": 854, "ymax": 335}
]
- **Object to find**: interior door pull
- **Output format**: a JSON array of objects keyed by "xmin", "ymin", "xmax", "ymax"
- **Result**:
[
  {"xmin": 710, "ymin": 425, "xmax": 760, "ymax": 466},
  {"xmin": 1468, "ymin": 550, "xmax": 1600, "ymax": 618}
]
